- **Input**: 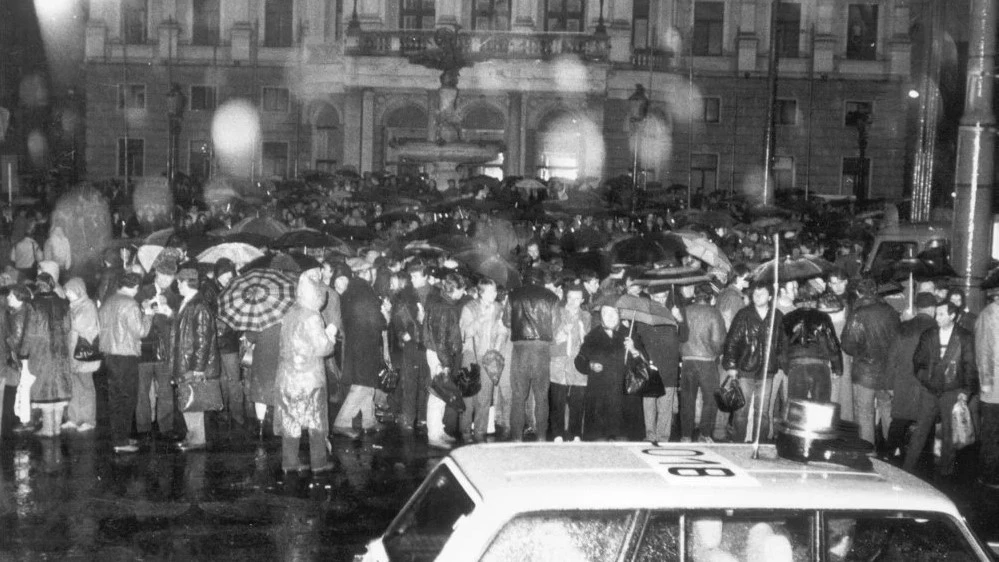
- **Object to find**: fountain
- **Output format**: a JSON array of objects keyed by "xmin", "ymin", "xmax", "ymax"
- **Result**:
[{"xmin": 392, "ymin": 28, "xmax": 501, "ymax": 189}]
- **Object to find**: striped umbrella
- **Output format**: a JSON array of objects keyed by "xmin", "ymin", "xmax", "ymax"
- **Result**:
[{"xmin": 218, "ymin": 268, "xmax": 297, "ymax": 332}]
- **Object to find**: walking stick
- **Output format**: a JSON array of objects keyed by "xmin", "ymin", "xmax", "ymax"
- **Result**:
[{"xmin": 752, "ymin": 233, "xmax": 781, "ymax": 459}]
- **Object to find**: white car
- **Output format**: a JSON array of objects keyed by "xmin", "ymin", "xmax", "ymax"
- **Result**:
[{"xmin": 357, "ymin": 440, "xmax": 997, "ymax": 561}]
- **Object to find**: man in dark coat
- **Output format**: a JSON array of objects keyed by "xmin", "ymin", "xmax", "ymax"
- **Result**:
[
  {"xmin": 635, "ymin": 287, "xmax": 688, "ymax": 443},
  {"xmin": 135, "ymin": 260, "xmax": 182, "ymax": 441},
  {"xmin": 903, "ymin": 301, "xmax": 977, "ymax": 477},
  {"xmin": 167, "ymin": 268, "xmax": 220, "ymax": 452},
  {"xmin": 388, "ymin": 271, "xmax": 427, "ymax": 434},
  {"xmin": 201, "ymin": 258, "xmax": 245, "ymax": 431},
  {"xmin": 422, "ymin": 272, "xmax": 466, "ymax": 448},
  {"xmin": 887, "ymin": 292, "xmax": 938, "ymax": 459},
  {"xmin": 508, "ymin": 268, "xmax": 559, "ymax": 441},
  {"xmin": 574, "ymin": 303, "xmax": 646, "ymax": 441},
  {"xmin": 332, "ymin": 259, "xmax": 389, "ymax": 439},
  {"xmin": 841, "ymin": 277, "xmax": 901, "ymax": 447},
  {"xmin": 721, "ymin": 281, "xmax": 787, "ymax": 443},
  {"xmin": 782, "ymin": 292, "xmax": 843, "ymax": 403}
]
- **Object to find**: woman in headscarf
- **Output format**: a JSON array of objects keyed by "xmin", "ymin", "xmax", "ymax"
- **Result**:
[
  {"xmin": 274, "ymin": 271, "xmax": 337, "ymax": 474},
  {"xmin": 63, "ymin": 278, "xmax": 100, "ymax": 432},
  {"xmin": 22, "ymin": 272, "xmax": 73, "ymax": 436}
]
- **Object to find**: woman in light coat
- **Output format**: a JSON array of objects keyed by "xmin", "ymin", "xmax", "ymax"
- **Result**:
[
  {"xmin": 63, "ymin": 278, "xmax": 100, "ymax": 431},
  {"xmin": 274, "ymin": 272, "xmax": 337, "ymax": 473}
]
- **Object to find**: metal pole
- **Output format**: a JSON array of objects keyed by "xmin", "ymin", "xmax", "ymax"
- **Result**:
[
  {"xmin": 760, "ymin": 0, "xmax": 782, "ymax": 207},
  {"xmin": 952, "ymin": 0, "xmax": 996, "ymax": 314}
]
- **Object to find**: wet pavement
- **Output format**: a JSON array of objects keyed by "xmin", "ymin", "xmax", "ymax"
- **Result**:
[{"xmin": 1, "ymin": 408, "xmax": 997, "ymax": 561}]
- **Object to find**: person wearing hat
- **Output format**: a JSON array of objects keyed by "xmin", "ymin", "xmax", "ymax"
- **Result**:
[
  {"xmin": 99, "ymin": 271, "xmax": 153, "ymax": 453},
  {"xmin": 134, "ymin": 259, "xmax": 182, "ymax": 442},
  {"xmin": 782, "ymin": 292, "xmax": 843, "ymax": 405},
  {"xmin": 840, "ymin": 276, "xmax": 901, "ymax": 448},
  {"xmin": 166, "ymin": 267, "xmax": 221, "ymax": 452},
  {"xmin": 975, "ymin": 287, "xmax": 999, "ymax": 487},
  {"xmin": 886, "ymin": 292, "xmax": 939, "ymax": 462}
]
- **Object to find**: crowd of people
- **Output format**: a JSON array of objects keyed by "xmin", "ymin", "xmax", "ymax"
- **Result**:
[{"xmin": 0, "ymin": 176, "xmax": 994, "ymax": 490}]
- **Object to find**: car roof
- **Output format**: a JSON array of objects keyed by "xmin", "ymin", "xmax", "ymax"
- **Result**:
[{"xmin": 447, "ymin": 443, "xmax": 960, "ymax": 516}]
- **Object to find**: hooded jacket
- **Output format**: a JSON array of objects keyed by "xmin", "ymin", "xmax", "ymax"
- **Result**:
[
  {"xmin": 65, "ymin": 277, "xmax": 101, "ymax": 373},
  {"xmin": 274, "ymin": 274, "xmax": 335, "ymax": 436}
]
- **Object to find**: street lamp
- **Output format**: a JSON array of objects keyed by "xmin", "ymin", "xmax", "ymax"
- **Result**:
[
  {"xmin": 595, "ymin": 0, "xmax": 607, "ymax": 37},
  {"xmin": 347, "ymin": 0, "xmax": 361, "ymax": 35},
  {"xmin": 629, "ymin": 84, "xmax": 649, "ymax": 213},
  {"xmin": 166, "ymin": 83, "xmax": 186, "ymax": 194}
]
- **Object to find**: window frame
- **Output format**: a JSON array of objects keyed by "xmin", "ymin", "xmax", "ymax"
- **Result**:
[
  {"xmin": 263, "ymin": 0, "xmax": 295, "ymax": 47},
  {"xmin": 632, "ymin": 0, "xmax": 651, "ymax": 50},
  {"xmin": 844, "ymin": 100, "xmax": 873, "ymax": 127},
  {"xmin": 400, "ymin": 0, "xmax": 436, "ymax": 30},
  {"xmin": 776, "ymin": 98, "xmax": 798, "ymax": 125},
  {"xmin": 261, "ymin": 141, "xmax": 290, "ymax": 178},
  {"xmin": 117, "ymin": 84, "xmax": 147, "ymax": 110},
  {"xmin": 545, "ymin": 0, "xmax": 586, "ymax": 33},
  {"xmin": 261, "ymin": 87, "xmax": 291, "ymax": 113},
  {"xmin": 117, "ymin": 137, "xmax": 145, "ymax": 177},
  {"xmin": 845, "ymin": 3, "xmax": 878, "ymax": 61},
  {"xmin": 122, "ymin": 0, "xmax": 149, "ymax": 45},
  {"xmin": 471, "ymin": 0, "xmax": 511, "ymax": 31},
  {"xmin": 690, "ymin": 152, "xmax": 719, "ymax": 192},
  {"xmin": 701, "ymin": 97, "xmax": 721, "ymax": 123},
  {"xmin": 189, "ymin": 85, "xmax": 217, "ymax": 112},
  {"xmin": 191, "ymin": 0, "xmax": 221, "ymax": 46},
  {"xmin": 692, "ymin": 1, "xmax": 725, "ymax": 56}
]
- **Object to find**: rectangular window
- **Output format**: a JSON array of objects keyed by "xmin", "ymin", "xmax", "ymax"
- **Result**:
[
  {"xmin": 400, "ymin": 0, "xmax": 436, "ymax": 30},
  {"xmin": 683, "ymin": 512, "xmax": 814, "ymax": 559},
  {"xmin": 846, "ymin": 4, "xmax": 878, "ymax": 60},
  {"xmin": 117, "ymin": 84, "xmax": 146, "ymax": 110},
  {"xmin": 844, "ymin": 100, "xmax": 873, "ymax": 126},
  {"xmin": 262, "ymin": 87, "xmax": 291, "ymax": 112},
  {"xmin": 189, "ymin": 140, "xmax": 212, "ymax": 182},
  {"xmin": 842, "ymin": 156, "xmax": 871, "ymax": 199},
  {"xmin": 690, "ymin": 153, "xmax": 719, "ymax": 192},
  {"xmin": 702, "ymin": 97, "xmax": 721, "ymax": 123},
  {"xmin": 776, "ymin": 99, "xmax": 797, "ymax": 125},
  {"xmin": 693, "ymin": 1, "xmax": 724, "ymax": 56},
  {"xmin": 546, "ymin": 0, "xmax": 585, "ymax": 32},
  {"xmin": 776, "ymin": 2, "xmax": 801, "ymax": 58},
  {"xmin": 262, "ymin": 142, "xmax": 289, "ymax": 177},
  {"xmin": 632, "ymin": 0, "xmax": 650, "ymax": 49},
  {"xmin": 192, "ymin": 0, "xmax": 221, "ymax": 46},
  {"xmin": 825, "ymin": 512, "xmax": 979, "ymax": 560},
  {"xmin": 774, "ymin": 155, "xmax": 794, "ymax": 191},
  {"xmin": 264, "ymin": 0, "xmax": 294, "ymax": 47},
  {"xmin": 189, "ymin": 86, "xmax": 217, "ymax": 111},
  {"xmin": 122, "ymin": 0, "xmax": 148, "ymax": 45},
  {"xmin": 472, "ymin": 0, "xmax": 510, "ymax": 31},
  {"xmin": 118, "ymin": 138, "xmax": 144, "ymax": 177},
  {"xmin": 383, "ymin": 465, "xmax": 475, "ymax": 562}
]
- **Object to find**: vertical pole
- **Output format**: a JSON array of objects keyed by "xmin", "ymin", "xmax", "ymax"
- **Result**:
[
  {"xmin": 760, "ymin": 0, "xmax": 782, "ymax": 207},
  {"xmin": 952, "ymin": 0, "xmax": 996, "ymax": 314}
]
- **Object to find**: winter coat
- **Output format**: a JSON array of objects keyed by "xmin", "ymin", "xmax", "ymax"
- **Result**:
[
  {"xmin": 341, "ymin": 278, "xmax": 386, "ymax": 388},
  {"xmin": 65, "ymin": 278, "xmax": 101, "ymax": 374},
  {"xmin": 841, "ymin": 295, "xmax": 900, "ymax": 390},
  {"xmin": 245, "ymin": 323, "xmax": 282, "ymax": 405},
  {"xmin": 22, "ymin": 291, "xmax": 73, "ymax": 403},
  {"xmin": 782, "ymin": 308, "xmax": 843, "ymax": 376},
  {"xmin": 550, "ymin": 306, "xmax": 590, "ymax": 386},
  {"xmin": 914, "ymin": 325, "xmax": 977, "ymax": 396},
  {"xmin": 459, "ymin": 298, "xmax": 508, "ymax": 367},
  {"xmin": 201, "ymin": 279, "xmax": 239, "ymax": 355},
  {"xmin": 10, "ymin": 236, "xmax": 42, "ymax": 269},
  {"xmin": 681, "ymin": 303, "xmax": 726, "ymax": 360},
  {"xmin": 889, "ymin": 313, "xmax": 936, "ymax": 421},
  {"xmin": 423, "ymin": 291, "xmax": 463, "ymax": 373},
  {"xmin": 508, "ymin": 283, "xmax": 559, "ymax": 342},
  {"xmin": 5, "ymin": 305, "xmax": 27, "ymax": 386},
  {"xmin": 975, "ymin": 302, "xmax": 999, "ymax": 404},
  {"xmin": 135, "ymin": 282, "xmax": 181, "ymax": 363},
  {"xmin": 166, "ymin": 292, "xmax": 220, "ymax": 382},
  {"xmin": 574, "ymin": 325, "xmax": 646, "ymax": 441},
  {"xmin": 96, "ymin": 248, "xmax": 125, "ymax": 306},
  {"xmin": 99, "ymin": 292, "xmax": 152, "ymax": 357},
  {"xmin": 635, "ymin": 320, "xmax": 688, "ymax": 387},
  {"xmin": 721, "ymin": 305, "xmax": 786, "ymax": 379},
  {"xmin": 43, "ymin": 226, "xmax": 72, "ymax": 272},
  {"xmin": 274, "ymin": 274, "xmax": 335, "ymax": 436}
]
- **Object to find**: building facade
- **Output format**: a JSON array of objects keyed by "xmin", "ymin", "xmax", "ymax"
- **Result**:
[{"xmin": 83, "ymin": 0, "xmax": 913, "ymax": 200}]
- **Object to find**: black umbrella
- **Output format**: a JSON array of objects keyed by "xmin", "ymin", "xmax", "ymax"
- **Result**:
[
  {"xmin": 324, "ymin": 224, "xmax": 379, "ymax": 242},
  {"xmin": 608, "ymin": 233, "xmax": 686, "ymax": 267},
  {"xmin": 369, "ymin": 212, "xmax": 421, "ymax": 226},
  {"xmin": 272, "ymin": 229, "xmax": 342, "ymax": 250}
]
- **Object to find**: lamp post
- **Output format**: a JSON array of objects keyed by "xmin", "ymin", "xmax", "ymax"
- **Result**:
[
  {"xmin": 629, "ymin": 84, "xmax": 649, "ymax": 214},
  {"xmin": 347, "ymin": 0, "xmax": 361, "ymax": 34},
  {"xmin": 166, "ymin": 83, "xmax": 186, "ymax": 196},
  {"xmin": 595, "ymin": 0, "xmax": 607, "ymax": 37}
]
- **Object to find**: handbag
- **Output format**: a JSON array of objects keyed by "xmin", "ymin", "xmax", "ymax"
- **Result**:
[
  {"xmin": 73, "ymin": 335, "xmax": 103, "ymax": 362},
  {"xmin": 952, "ymin": 398, "xmax": 976, "ymax": 449},
  {"xmin": 625, "ymin": 354, "xmax": 666, "ymax": 397},
  {"xmin": 430, "ymin": 371, "xmax": 465, "ymax": 412},
  {"xmin": 377, "ymin": 360, "xmax": 401, "ymax": 393},
  {"xmin": 176, "ymin": 372, "xmax": 224, "ymax": 412},
  {"xmin": 714, "ymin": 375, "xmax": 746, "ymax": 413}
]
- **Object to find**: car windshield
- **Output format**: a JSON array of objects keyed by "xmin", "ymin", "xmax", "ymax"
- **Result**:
[{"xmin": 383, "ymin": 464, "xmax": 475, "ymax": 562}]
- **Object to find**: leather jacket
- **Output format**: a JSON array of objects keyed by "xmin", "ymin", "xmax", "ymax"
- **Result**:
[
  {"xmin": 509, "ymin": 283, "xmax": 559, "ymax": 342},
  {"xmin": 783, "ymin": 308, "xmax": 843, "ymax": 376},
  {"xmin": 167, "ymin": 293, "xmax": 220, "ymax": 381},
  {"xmin": 721, "ymin": 305, "xmax": 786, "ymax": 378},
  {"xmin": 841, "ymin": 295, "xmax": 900, "ymax": 390},
  {"xmin": 201, "ymin": 280, "xmax": 240, "ymax": 354},
  {"xmin": 423, "ymin": 291, "xmax": 462, "ymax": 371},
  {"xmin": 914, "ymin": 325, "xmax": 976, "ymax": 395},
  {"xmin": 99, "ymin": 292, "xmax": 152, "ymax": 357}
]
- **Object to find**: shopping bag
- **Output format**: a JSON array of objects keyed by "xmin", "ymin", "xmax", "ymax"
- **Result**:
[
  {"xmin": 714, "ymin": 375, "xmax": 746, "ymax": 413},
  {"xmin": 14, "ymin": 362, "xmax": 35, "ymax": 423},
  {"xmin": 952, "ymin": 398, "xmax": 976, "ymax": 450}
]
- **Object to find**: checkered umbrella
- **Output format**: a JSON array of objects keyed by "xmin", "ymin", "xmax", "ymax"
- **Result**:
[{"xmin": 218, "ymin": 268, "xmax": 297, "ymax": 332}]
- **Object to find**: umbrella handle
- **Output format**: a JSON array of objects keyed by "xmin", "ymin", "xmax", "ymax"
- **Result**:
[{"xmin": 625, "ymin": 312, "xmax": 635, "ymax": 361}]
